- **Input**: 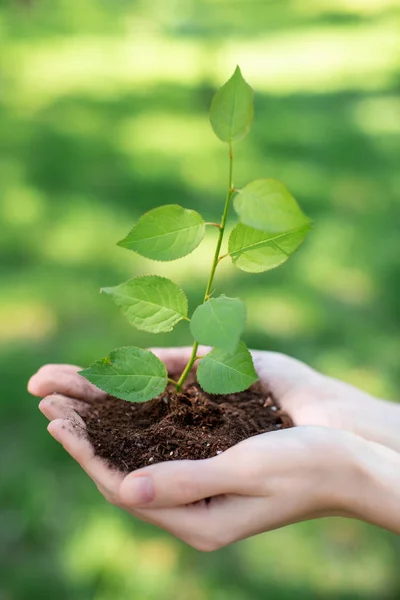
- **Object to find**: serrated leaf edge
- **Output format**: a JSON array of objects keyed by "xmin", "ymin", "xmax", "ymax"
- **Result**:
[
  {"xmin": 116, "ymin": 204, "xmax": 206, "ymax": 262},
  {"xmin": 228, "ymin": 223, "xmax": 311, "ymax": 259}
]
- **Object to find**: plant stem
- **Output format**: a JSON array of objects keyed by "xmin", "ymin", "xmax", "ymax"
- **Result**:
[
  {"xmin": 175, "ymin": 340, "xmax": 199, "ymax": 391},
  {"xmin": 205, "ymin": 222, "xmax": 222, "ymax": 229},
  {"xmin": 176, "ymin": 142, "xmax": 234, "ymax": 392}
]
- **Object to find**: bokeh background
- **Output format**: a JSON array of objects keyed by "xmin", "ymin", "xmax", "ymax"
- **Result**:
[{"xmin": 1, "ymin": 0, "xmax": 400, "ymax": 598}]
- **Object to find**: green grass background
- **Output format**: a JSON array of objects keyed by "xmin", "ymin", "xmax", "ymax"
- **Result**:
[{"xmin": 1, "ymin": 0, "xmax": 400, "ymax": 598}]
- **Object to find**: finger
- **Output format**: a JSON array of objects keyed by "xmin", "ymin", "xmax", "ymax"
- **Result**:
[
  {"xmin": 150, "ymin": 346, "xmax": 210, "ymax": 374},
  {"xmin": 251, "ymin": 350, "xmax": 324, "ymax": 398},
  {"xmin": 28, "ymin": 364, "xmax": 107, "ymax": 402},
  {"xmin": 137, "ymin": 494, "xmax": 268, "ymax": 551},
  {"xmin": 39, "ymin": 394, "xmax": 88, "ymax": 425},
  {"xmin": 47, "ymin": 418, "xmax": 124, "ymax": 503},
  {"xmin": 120, "ymin": 454, "xmax": 240, "ymax": 508},
  {"xmin": 143, "ymin": 490, "xmax": 315, "ymax": 551}
]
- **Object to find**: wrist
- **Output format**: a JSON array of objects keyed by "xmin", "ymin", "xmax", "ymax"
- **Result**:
[
  {"xmin": 301, "ymin": 429, "xmax": 377, "ymax": 520},
  {"xmin": 342, "ymin": 436, "xmax": 400, "ymax": 534},
  {"xmin": 315, "ymin": 431, "xmax": 373, "ymax": 519},
  {"xmin": 352, "ymin": 396, "xmax": 400, "ymax": 453}
]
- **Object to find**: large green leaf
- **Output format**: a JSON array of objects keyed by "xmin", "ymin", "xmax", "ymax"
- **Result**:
[
  {"xmin": 209, "ymin": 66, "xmax": 254, "ymax": 143},
  {"xmin": 234, "ymin": 179, "xmax": 310, "ymax": 233},
  {"xmin": 118, "ymin": 204, "xmax": 205, "ymax": 261},
  {"xmin": 190, "ymin": 295, "xmax": 246, "ymax": 351},
  {"xmin": 79, "ymin": 347, "xmax": 167, "ymax": 403},
  {"xmin": 102, "ymin": 276, "xmax": 188, "ymax": 333},
  {"xmin": 229, "ymin": 222, "xmax": 311, "ymax": 273},
  {"xmin": 197, "ymin": 342, "xmax": 258, "ymax": 394}
]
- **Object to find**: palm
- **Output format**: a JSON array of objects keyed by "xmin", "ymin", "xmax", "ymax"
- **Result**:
[
  {"xmin": 251, "ymin": 350, "xmax": 375, "ymax": 433},
  {"xmin": 27, "ymin": 348, "xmax": 374, "ymax": 524}
]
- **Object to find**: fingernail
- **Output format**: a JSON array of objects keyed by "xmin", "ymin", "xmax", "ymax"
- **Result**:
[
  {"xmin": 125, "ymin": 475, "xmax": 154, "ymax": 505},
  {"xmin": 47, "ymin": 421, "xmax": 63, "ymax": 443},
  {"xmin": 27, "ymin": 375, "xmax": 39, "ymax": 394}
]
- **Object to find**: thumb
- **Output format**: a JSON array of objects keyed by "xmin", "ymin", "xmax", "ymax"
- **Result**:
[{"xmin": 119, "ymin": 455, "xmax": 233, "ymax": 508}]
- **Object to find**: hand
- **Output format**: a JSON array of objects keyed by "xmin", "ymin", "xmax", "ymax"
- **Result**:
[
  {"xmin": 29, "ymin": 347, "xmax": 400, "ymax": 450},
  {"xmin": 249, "ymin": 350, "xmax": 400, "ymax": 453},
  {"xmin": 28, "ymin": 349, "xmax": 400, "ymax": 550}
]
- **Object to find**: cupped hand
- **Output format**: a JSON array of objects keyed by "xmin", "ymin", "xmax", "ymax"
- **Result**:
[
  {"xmin": 27, "ymin": 348, "xmax": 400, "ymax": 549},
  {"xmin": 250, "ymin": 350, "xmax": 400, "ymax": 453}
]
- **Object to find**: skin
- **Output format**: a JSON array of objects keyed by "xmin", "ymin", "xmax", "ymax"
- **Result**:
[{"xmin": 28, "ymin": 348, "xmax": 400, "ymax": 551}]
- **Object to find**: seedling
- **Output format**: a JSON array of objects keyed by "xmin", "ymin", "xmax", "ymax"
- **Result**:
[{"xmin": 80, "ymin": 67, "xmax": 311, "ymax": 401}]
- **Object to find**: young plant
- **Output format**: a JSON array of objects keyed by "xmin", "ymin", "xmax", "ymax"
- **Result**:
[{"xmin": 80, "ymin": 67, "xmax": 311, "ymax": 401}]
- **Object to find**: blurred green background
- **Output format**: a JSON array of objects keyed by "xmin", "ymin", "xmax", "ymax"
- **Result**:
[{"xmin": 1, "ymin": 0, "xmax": 400, "ymax": 598}]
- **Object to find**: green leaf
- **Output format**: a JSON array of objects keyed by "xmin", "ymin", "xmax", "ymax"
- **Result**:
[
  {"xmin": 234, "ymin": 179, "xmax": 310, "ymax": 233},
  {"xmin": 118, "ymin": 204, "xmax": 205, "ymax": 261},
  {"xmin": 197, "ymin": 342, "xmax": 258, "ymax": 394},
  {"xmin": 102, "ymin": 276, "xmax": 188, "ymax": 333},
  {"xmin": 79, "ymin": 347, "xmax": 167, "ymax": 402},
  {"xmin": 190, "ymin": 295, "xmax": 246, "ymax": 351},
  {"xmin": 229, "ymin": 222, "xmax": 310, "ymax": 273},
  {"xmin": 209, "ymin": 66, "xmax": 254, "ymax": 143}
]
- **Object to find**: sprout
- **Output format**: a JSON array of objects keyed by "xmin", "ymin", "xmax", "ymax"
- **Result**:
[{"xmin": 80, "ymin": 67, "xmax": 311, "ymax": 401}]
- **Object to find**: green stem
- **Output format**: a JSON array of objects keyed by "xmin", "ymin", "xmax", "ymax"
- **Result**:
[
  {"xmin": 175, "ymin": 341, "xmax": 199, "ymax": 391},
  {"xmin": 176, "ymin": 142, "xmax": 234, "ymax": 392}
]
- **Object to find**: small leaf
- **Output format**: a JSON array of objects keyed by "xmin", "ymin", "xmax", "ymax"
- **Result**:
[
  {"xmin": 229, "ymin": 222, "xmax": 310, "ymax": 273},
  {"xmin": 234, "ymin": 179, "xmax": 310, "ymax": 233},
  {"xmin": 190, "ymin": 295, "xmax": 246, "ymax": 351},
  {"xmin": 102, "ymin": 276, "xmax": 188, "ymax": 333},
  {"xmin": 197, "ymin": 342, "xmax": 258, "ymax": 394},
  {"xmin": 79, "ymin": 347, "xmax": 167, "ymax": 403},
  {"xmin": 118, "ymin": 204, "xmax": 205, "ymax": 261},
  {"xmin": 209, "ymin": 66, "xmax": 254, "ymax": 143}
]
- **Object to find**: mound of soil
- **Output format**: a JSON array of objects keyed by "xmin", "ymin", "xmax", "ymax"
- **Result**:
[{"xmin": 77, "ymin": 375, "xmax": 293, "ymax": 472}]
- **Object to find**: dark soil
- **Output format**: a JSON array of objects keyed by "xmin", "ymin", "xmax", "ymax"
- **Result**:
[{"xmin": 77, "ymin": 374, "xmax": 293, "ymax": 473}]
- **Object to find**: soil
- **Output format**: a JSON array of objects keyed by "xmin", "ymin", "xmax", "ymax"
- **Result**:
[{"xmin": 77, "ymin": 374, "xmax": 293, "ymax": 473}]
